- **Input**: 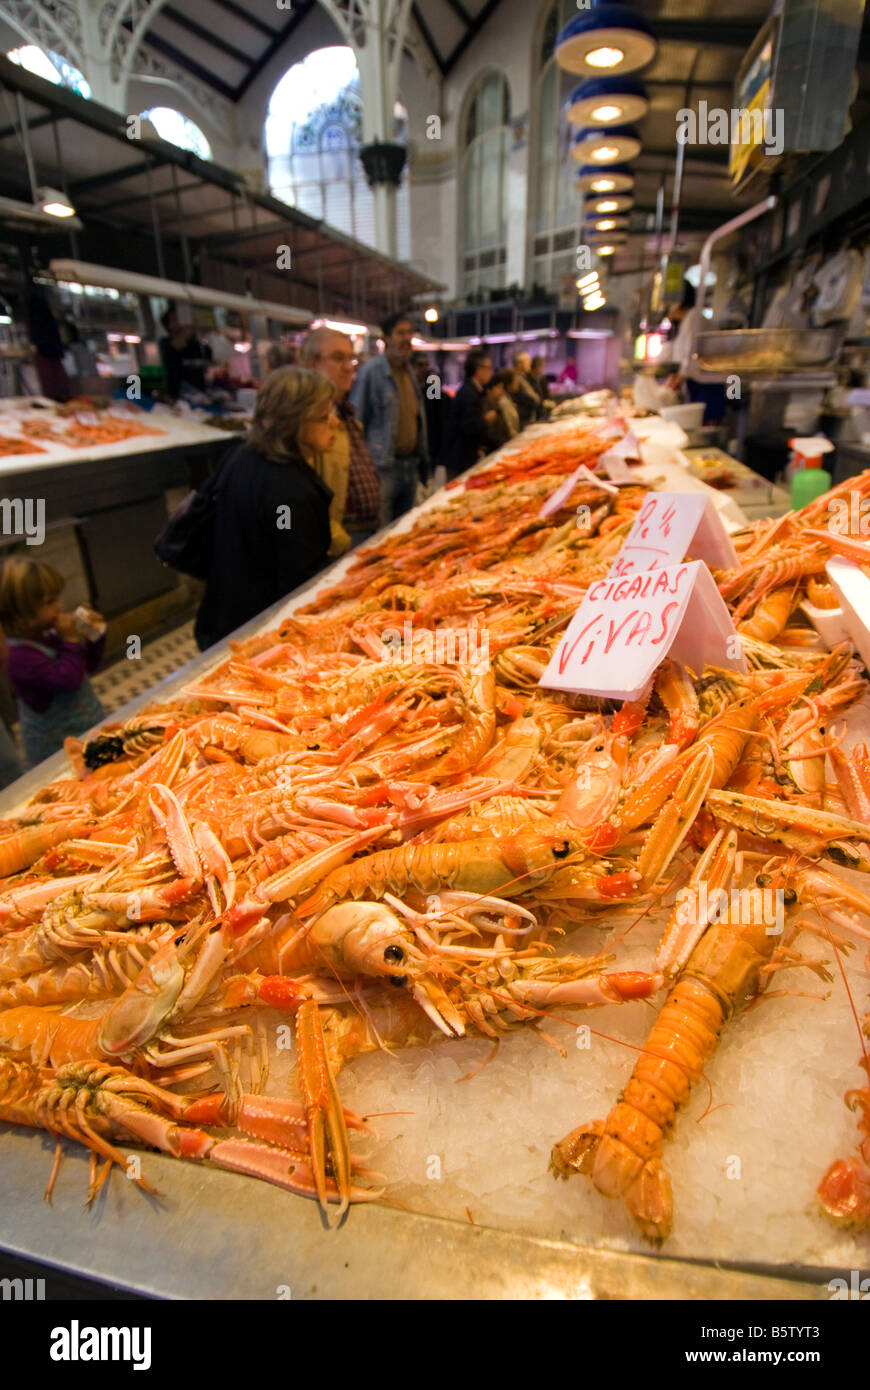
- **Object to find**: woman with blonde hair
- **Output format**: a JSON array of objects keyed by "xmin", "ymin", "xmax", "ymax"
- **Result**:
[{"xmin": 195, "ymin": 366, "xmax": 336, "ymax": 649}]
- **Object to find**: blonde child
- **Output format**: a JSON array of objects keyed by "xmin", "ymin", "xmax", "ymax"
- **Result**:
[{"xmin": 0, "ymin": 558, "xmax": 106, "ymax": 768}]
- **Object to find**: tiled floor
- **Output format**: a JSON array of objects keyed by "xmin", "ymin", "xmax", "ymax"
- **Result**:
[{"xmin": 91, "ymin": 620, "xmax": 200, "ymax": 715}]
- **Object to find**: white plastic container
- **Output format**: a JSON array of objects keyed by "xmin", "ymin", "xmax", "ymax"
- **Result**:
[
  {"xmin": 826, "ymin": 558, "xmax": 870, "ymax": 670},
  {"xmin": 800, "ymin": 599, "xmax": 852, "ymax": 649},
  {"xmin": 659, "ymin": 403, "xmax": 705, "ymax": 430}
]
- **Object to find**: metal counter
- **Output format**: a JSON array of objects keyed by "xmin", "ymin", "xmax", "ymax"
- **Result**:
[{"xmin": 0, "ymin": 459, "xmax": 851, "ymax": 1301}]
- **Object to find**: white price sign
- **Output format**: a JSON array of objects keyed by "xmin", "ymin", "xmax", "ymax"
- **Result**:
[
  {"xmin": 539, "ymin": 561, "xmax": 746, "ymax": 701},
  {"xmin": 609, "ymin": 491, "xmax": 737, "ymax": 576}
]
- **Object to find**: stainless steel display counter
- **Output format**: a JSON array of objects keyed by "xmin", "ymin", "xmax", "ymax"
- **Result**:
[
  {"xmin": 0, "ymin": 457, "xmax": 841, "ymax": 1301},
  {"xmin": 0, "ymin": 406, "xmax": 233, "ymax": 621}
]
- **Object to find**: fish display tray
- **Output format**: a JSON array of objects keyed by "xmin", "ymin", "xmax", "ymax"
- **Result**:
[
  {"xmin": 0, "ymin": 459, "xmax": 867, "ymax": 1301},
  {"xmin": 692, "ymin": 328, "xmax": 842, "ymax": 376}
]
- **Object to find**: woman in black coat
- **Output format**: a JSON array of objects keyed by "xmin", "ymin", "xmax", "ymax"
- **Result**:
[{"xmin": 195, "ymin": 367, "xmax": 336, "ymax": 649}]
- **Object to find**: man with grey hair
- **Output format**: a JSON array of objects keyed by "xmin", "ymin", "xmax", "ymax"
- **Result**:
[
  {"xmin": 511, "ymin": 349, "xmax": 542, "ymax": 429},
  {"xmin": 301, "ymin": 326, "xmax": 380, "ymax": 550}
]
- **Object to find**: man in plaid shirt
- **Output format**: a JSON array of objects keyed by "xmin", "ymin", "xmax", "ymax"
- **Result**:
[{"xmin": 301, "ymin": 327, "xmax": 381, "ymax": 547}]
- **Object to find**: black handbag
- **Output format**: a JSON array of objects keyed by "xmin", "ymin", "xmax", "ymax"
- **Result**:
[{"xmin": 154, "ymin": 445, "xmax": 236, "ymax": 579}]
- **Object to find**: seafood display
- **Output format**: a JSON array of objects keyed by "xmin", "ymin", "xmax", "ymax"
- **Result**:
[
  {"xmin": 0, "ymin": 403, "xmax": 166, "ymax": 458},
  {"xmin": 0, "ymin": 412, "xmax": 869, "ymax": 1269}
]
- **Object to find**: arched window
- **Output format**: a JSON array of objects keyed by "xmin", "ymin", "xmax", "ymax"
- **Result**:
[
  {"xmin": 140, "ymin": 107, "xmax": 212, "ymax": 160},
  {"xmin": 531, "ymin": 0, "xmax": 581, "ymax": 292},
  {"xmin": 265, "ymin": 46, "xmax": 410, "ymax": 257},
  {"xmin": 461, "ymin": 72, "xmax": 511, "ymax": 298},
  {"xmin": 7, "ymin": 45, "xmax": 91, "ymax": 99}
]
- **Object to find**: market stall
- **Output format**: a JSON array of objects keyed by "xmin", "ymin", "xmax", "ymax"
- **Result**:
[
  {"xmin": 0, "ymin": 397, "xmax": 234, "ymax": 624},
  {"xmin": 0, "ymin": 407, "xmax": 867, "ymax": 1300}
]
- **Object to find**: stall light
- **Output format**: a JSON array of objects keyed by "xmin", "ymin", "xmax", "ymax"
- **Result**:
[
  {"xmin": 592, "ymin": 179, "xmax": 616, "ymax": 191},
  {"xmin": 595, "ymin": 220, "xmax": 617, "ymax": 231},
  {"xmin": 37, "ymin": 186, "xmax": 76, "ymax": 218},
  {"xmin": 577, "ymin": 272, "xmax": 599, "ymax": 290},
  {"xmin": 596, "ymin": 200, "xmax": 619, "ymax": 212},
  {"xmin": 107, "ymin": 333, "xmax": 123, "ymax": 341},
  {"xmin": 481, "ymin": 332, "xmax": 522, "ymax": 343},
  {"xmin": 703, "ymin": 307, "xmax": 714, "ymax": 319},
  {"xmin": 646, "ymin": 332, "xmax": 663, "ymax": 357},
  {"xmin": 592, "ymin": 144, "xmax": 620, "ymax": 161},
  {"xmin": 591, "ymin": 104, "xmax": 623, "ymax": 121},
  {"xmin": 234, "ymin": 341, "xmax": 252, "ymax": 352},
  {"xmin": 123, "ymin": 334, "xmax": 141, "ymax": 344},
  {"xmin": 0, "ymin": 316, "xmax": 10, "ymax": 325},
  {"xmin": 596, "ymin": 245, "xmax": 616, "ymax": 256},
  {"xmin": 424, "ymin": 306, "xmax": 439, "ymax": 323},
  {"xmin": 310, "ymin": 316, "xmax": 370, "ymax": 337},
  {"xmin": 567, "ymin": 328, "xmax": 613, "ymax": 339}
]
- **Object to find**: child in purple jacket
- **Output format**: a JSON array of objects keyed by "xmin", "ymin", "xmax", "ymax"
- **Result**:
[{"xmin": 0, "ymin": 558, "xmax": 106, "ymax": 768}]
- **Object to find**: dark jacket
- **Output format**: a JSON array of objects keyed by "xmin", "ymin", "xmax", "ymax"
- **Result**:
[
  {"xmin": 195, "ymin": 441, "xmax": 332, "ymax": 650},
  {"xmin": 441, "ymin": 379, "xmax": 489, "ymax": 479}
]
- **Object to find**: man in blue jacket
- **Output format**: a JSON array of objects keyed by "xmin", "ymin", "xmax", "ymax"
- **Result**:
[{"xmin": 350, "ymin": 311, "xmax": 429, "ymax": 527}]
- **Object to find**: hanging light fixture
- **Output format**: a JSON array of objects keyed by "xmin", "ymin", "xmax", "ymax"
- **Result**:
[
  {"xmin": 36, "ymin": 186, "xmax": 76, "ymax": 218},
  {"xmin": 575, "ymin": 163, "xmax": 635, "ymax": 192},
  {"xmin": 565, "ymin": 76, "xmax": 648, "ymax": 128},
  {"xmin": 586, "ymin": 194, "xmax": 633, "ymax": 214},
  {"xmin": 592, "ymin": 216, "xmax": 629, "ymax": 232},
  {"xmin": 572, "ymin": 126, "xmax": 641, "ymax": 164},
  {"xmin": 556, "ymin": 4, "xmax": 657, "ymax": 77}
]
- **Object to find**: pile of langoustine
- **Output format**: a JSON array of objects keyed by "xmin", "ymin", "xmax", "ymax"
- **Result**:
[{"xmin": 0, "ymin": 431, "xmax": 869, "ymax": 1244}]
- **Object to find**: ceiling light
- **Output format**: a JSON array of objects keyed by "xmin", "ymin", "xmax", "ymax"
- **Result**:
[
  {"xmin": 566, "ymin": 77, "xmax": 649, "ymax": 128},
  {"xmin": 573, "ymin": 126, "xmax": 642, "ymax": 164},
  {"xmin": 596, "ymin": 219, "xmax": 617, "ymax": 231},
  {"xmin": 586, "ymin": 46, "xmax": 624, "ymax": 67},
  {"xmin": 596, "ymin": 200, "xmax": 619, "ymax": 212},
  {"xmin": 37, "ymin": 186, "xmax": 75, "ymax": 218},
  {"xmin": 424, "ymin": 306, "xmax": 439, "ymax": 323},
  {"xmin": 597, "ymin": 245, "xmax": 616, "ymax": 256},
  {"xmin": 556, "ymin": 7, "xmax": 657, "ymax": 77},
  {"xmin": 576, "ymin": 164, "xmax": 635, "ymax": 194}
]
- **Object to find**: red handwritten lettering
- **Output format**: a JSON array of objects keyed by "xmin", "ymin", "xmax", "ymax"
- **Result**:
[
  {"xmin": 604, "ymin": 610, "xmax": 640, "ymax": 654},
  {"xmin": 626, "ymin": 610, "xmax": 653, "ymax": 645},
  {"xmin": 558, "ymin": 615, "xmax": 603, "ymax": 673},
  {"xmin": 650, "ymin": 600, "xmax": 681, "ymax": 645}
]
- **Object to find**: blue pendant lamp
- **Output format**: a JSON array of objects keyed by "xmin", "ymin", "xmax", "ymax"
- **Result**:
[
  {"xmin": 575, "ymin": 163, "xmax": 635, "ymax": 193},
  {"xmin": 566, "ymin": 76, "xmax": 648, "ymax": 128},
  {"xmin": 571, "ymin": 124, "xmax": 641, "ymax": 163},
  {"xmin": 556, "ymin": 3, "xmax": 657, "ymax": 76},
  {"xmin": 584, "ymin": 192, "xmax": 633, "ymax": 215}
]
